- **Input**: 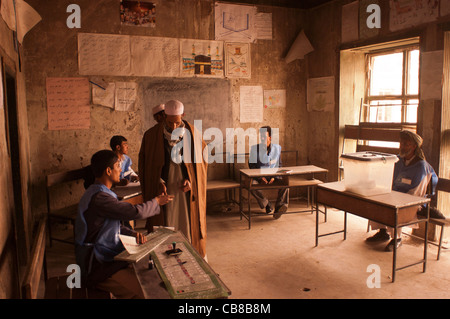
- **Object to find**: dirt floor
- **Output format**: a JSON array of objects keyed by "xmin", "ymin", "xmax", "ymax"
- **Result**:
[{"xmin": 44, "ymin": 199, "xmax": 450, "ymax": 299}]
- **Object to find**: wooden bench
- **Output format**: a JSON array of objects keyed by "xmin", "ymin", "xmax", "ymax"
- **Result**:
[
  {"xmin": 206, "ymin": 152, "xmax": 241, "ymax": 209},
  {"xmin": 22, "ymin": 216, "xmax": 48, "ymax": 299},
  {"xmin": 22, "ymin": 215, "xmax": 111, "ymax": 299},
  {"xmin": 429, "ymin": 178, "xmax": 450, "ymax": 260},
  {"xmin": 46, "ymin": 167, "xmax": 90, "ymax": 245}
]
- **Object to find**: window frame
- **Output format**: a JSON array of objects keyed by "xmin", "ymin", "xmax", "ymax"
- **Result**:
[{"xmin": 364, "ymin": 45, "xmax": 420, "ymax": 125}]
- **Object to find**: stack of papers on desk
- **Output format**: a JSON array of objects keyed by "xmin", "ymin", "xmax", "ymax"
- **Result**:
[{"xmin": 115, "ymin": 228, "xmax": 174, "ymax": 262}]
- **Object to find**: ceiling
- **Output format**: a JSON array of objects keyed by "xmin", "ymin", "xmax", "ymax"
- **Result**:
[{"xmin": 221, "ymin": 0, "xmax": 335, "ymax": 9}]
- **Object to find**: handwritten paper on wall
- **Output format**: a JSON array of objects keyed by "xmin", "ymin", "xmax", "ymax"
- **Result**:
[
  {"xmin": 46, "ymin": 78, "xmax": 90, "ymax": 130},
  {"xmin": 131, "ymin": 36, "xmax": 179, "ymax": 77},
  {"xmin": 115, "ymin": 82, "xmax": 138, "ymax": 111},
  {"xmin": 389, "ymin": 0, "xmax": 438, "ymax": 32},
  {"xmin": 92, "ymin": 82, "xmax": 115, "ymax": 109},
  {"xmin": 78, "ymin": 33, "xmax": 131, "ymax": 76},
  {"xmin": 240, "ymin": 86, "xmax": 263, "ymax": 123}
]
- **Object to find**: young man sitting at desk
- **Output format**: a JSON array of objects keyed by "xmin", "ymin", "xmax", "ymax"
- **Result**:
[
  {"xmin": 110, "ymin": 135, "xmax": 139, "ymax": 185},
  {"xmin": 248, "ymin": 126, "xmax": 289, "ymax": 219},
  {"xmin": 366, "ymin": 130, "xmax": 438, "ymax": 251},
  {"xmin": 75, "ymin": 150, "xmax": 173, "ymax": 299}
]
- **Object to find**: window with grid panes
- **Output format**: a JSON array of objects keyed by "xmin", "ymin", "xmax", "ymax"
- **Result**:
[
  {"xmin": 365, "ymin": 47, "xmax": 419, "ymax": 124},
  {"xmin": 364, "ymin": 46, "xmax": 419, "ymax": 148}
]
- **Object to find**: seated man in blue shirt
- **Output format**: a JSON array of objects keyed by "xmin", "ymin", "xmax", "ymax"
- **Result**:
[
  {"xmin": 110, "ymin": 135, "xmax": 139, "ymax": 185},
  {"xmin": 366, "ymin": 130, "xmax": 438, "ymax": 251},
  {"xmin": 75, "ymin": 150, "xmax": 173, "ymax": 298},
  {"xmin": 248, "ymin": 126, "xmax": 289, "ymax": 219}
]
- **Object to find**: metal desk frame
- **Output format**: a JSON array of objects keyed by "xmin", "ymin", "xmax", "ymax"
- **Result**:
[
  {"xmin": 239, "ymin": 165, "xmax": 328, "ymax": 229},
  {"xmin": 315, "ymin": 181, "xmax": 430, "ymax": 282}
]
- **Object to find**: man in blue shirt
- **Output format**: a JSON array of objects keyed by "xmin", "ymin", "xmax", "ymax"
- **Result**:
[
  {"xmin": 75, "ymin": 150, "xmax": 173, "ymax": 298},
  {"xmin": 366, "ymin": 130, "xmax": 438, "ymax": 251},
  {"xmin": 248, "ymin": 126, "xmax": 289, "ymax": 219},
  {"xmin": 110, "ymin": 135, "xmax": 139, "ymax": 185}
]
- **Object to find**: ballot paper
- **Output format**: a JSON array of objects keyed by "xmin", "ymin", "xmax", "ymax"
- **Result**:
[
  {"xmin": 115, "ymin": 228, "xmax": 174, "ymax": 262},
  {"xmin": 119, "ymin": 234, "xmax": 144, "ymax": 255}
]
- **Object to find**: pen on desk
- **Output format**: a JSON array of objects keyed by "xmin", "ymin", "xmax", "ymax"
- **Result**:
[{"xmin": 89, "ymin": 80, "xmax": 106, "ymax": 90}]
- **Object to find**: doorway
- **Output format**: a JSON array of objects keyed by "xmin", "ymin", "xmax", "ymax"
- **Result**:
[{"xmin": 3, "ymin": 63, "xmax": 28, "ymax": 273}]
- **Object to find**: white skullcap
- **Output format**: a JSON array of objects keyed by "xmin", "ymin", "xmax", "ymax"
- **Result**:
[
  {"xmin": 152, "ymin": 104, "xmax": 165, "ymax": 115},
  {"xmin": 165, "ymin": 100, "xmax": 184, "ymax": 116}
]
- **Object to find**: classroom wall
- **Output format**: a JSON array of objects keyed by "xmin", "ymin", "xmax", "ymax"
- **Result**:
[
  {"xmin": 23, "ymin": 0, "xmax": 309, "ymax": 216},
  {"xmin": 305, "ymin": 0, "xmax": 450, "ymax": 181}
]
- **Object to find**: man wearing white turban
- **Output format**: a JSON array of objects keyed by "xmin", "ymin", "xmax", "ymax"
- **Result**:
[
  {"xmin": 152, "ymin": 104, "xmax": 165, "ymax": 124},
  {"xmin": 139, "ymin": 100, "xmax": 208, "ymax": 257}
]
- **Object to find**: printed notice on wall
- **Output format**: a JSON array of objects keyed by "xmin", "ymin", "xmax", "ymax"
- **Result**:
[
  {"xmin": 307, "ymin": 76, "xmax": 335, "ymax": 112},
  {"xmin": 255, "ymin": 12, "xmax": 272, "ymax": 40},
  {"xmin": 240, "ymin": 85, "xmax": 263, "ymax": 123},
  {"xmin": 46, "ymin": 77, "xmax": 90, "ymax": 130},
  {"xmin": 115, "ymin": 82, "xmax": 138, "ymax": 111},
  {"xmin": 78, "ymin": 33, "xmax": 131, "ymax": 76}
]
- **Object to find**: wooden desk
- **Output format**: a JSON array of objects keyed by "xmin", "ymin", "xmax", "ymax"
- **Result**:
[
  {"xmin": 239, "ymin": 165, "xmax": 328, "ymax": 229},
  {"xmin": 112, "ymin": 182, "xmax": 142, "ymax": 203},
  {"xmin": 315, "ymin": 181, "xmax": 430, "ymax": 282}
]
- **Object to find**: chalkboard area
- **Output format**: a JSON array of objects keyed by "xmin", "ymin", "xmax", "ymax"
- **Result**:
[{"xmin": 142, "ymin": 78, "xmax": 232, "ymax": 135}]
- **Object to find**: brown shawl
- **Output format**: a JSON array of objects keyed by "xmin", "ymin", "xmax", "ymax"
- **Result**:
[{"xmin": 138, "ymin": 121, "xmax": 208, "ymax": 257}]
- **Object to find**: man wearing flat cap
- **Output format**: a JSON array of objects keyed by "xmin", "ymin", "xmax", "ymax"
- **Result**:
[
  {"xmin": 366, "ymin": 130, "xmax": 438, "ymax": 251},
  {"xmin": 139, "ymin": 100, "xmax": 208, "ymax": 257}
]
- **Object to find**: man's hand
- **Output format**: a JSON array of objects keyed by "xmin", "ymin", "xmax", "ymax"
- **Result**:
[
  {"xmin": 268, "ymin": 178, "xmax": 275, "ymax": 184},
  {"xmin": 155, "ymin": 194, "xmax": 174, "ymax": 206},
  {"xmin": 158, "ymin": 182, "xmax": 167, "ymax": 195},
  {"xmin": 261, "ymin": 177, "xmax": 268, "ymax": 184},
  {"xmin": 180, "ymin": 179, "xmax": 191, "ymax": 193},
  {"xmin": 135, "ymin": 232, "xmax": 146, "ymax": 244}
]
